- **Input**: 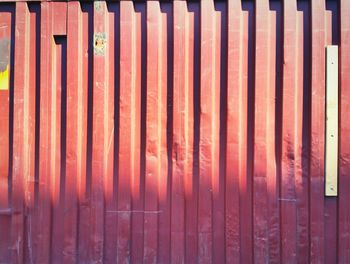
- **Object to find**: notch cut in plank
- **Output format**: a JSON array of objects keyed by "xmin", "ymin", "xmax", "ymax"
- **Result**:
[{"xmin": 325, "ymin": 45, "xmax": 338, "ymax": 196}]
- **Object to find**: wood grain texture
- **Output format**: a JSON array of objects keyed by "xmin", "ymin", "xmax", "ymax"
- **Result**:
[
  {"xmin": 325, "ymin": 45, "xmax": 338, "ymax": 197},
  {"xmin": 339, "ymin": 0, "xmax": 350, "ymax": 262},
  {"xmin": 0, "ymin": 1, "xmax": 347, "ymax": 263}
]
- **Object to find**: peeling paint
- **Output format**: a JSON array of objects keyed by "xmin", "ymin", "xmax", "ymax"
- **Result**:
[
  {"xmin": 0, "ymin": 38, "xmax": 10, "ymax": 72},
  {"xmin": 94, "ymin": 1, "xmax": 103, "ymax": 13},
  {"xmin": 93, "ymin": 32, "xmax": 106, "ymax": 56}
]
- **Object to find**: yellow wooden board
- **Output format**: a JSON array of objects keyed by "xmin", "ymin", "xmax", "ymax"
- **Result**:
[
  {"xmin": 325, "ymin": 45, "xmax": 338, "ymax": 196},
  {"xmin": 0, "ymin": 66, "xmax": 9, "ymax": 90}
]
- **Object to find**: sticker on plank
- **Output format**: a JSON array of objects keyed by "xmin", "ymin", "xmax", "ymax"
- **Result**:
[
  {"xmin": 94, "ymin": 32, "xmax": 107, "ymax": 56},
  {"xmin": 0, "ymin": 38, "xmax": 10, "ymax": 91}
]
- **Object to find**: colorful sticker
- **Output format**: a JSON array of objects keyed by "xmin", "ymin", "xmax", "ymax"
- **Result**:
[
  {"xmin": 0, "ymin": 39, "xmax": 10, "ymax": 91},
  {"xmin": 0, "ymin": 65, "xmax": 9, "ymax": 90}
]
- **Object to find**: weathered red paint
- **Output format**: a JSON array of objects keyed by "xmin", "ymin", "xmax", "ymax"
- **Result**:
[
  {"xmin": 0, "ymin": 5, "xmax": 11, "ymax": 262},
  {"xmin": 0, "ymin": 0, "xmax": 348, "ymax": 263},
  {"xmin": 339, "ymin": 0, "xmax": 350, "ymax": 263}
]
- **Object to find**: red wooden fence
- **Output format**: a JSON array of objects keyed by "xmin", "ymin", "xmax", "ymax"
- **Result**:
[{"xmin": 0, "ymin": 0, "xmax": 349, "ymax": 263}]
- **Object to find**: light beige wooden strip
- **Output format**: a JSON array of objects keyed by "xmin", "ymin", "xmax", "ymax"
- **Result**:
[{"xmin": 325, "ymin": 45, "xmax": 338, "ymax": 196}]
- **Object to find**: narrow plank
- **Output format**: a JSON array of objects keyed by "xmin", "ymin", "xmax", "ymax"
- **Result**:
[
  {"xmin": 266, "ymin": 6, "xmax": 280, "ymax": 263},
  {"xmin": 0, "ymin": 8, "xmax": 12, "ymax": 263},
  {"xmin": 339, "ymin": 0, "xmax": 350, "ymax": 261},
  {"xmin": 144, "ymin": 2, "xmax": 168, "ymax": 262},
  {"xmin": 50, "ymin": 3, "xmax": 68, "ymax": 261},
  {"xmin": 324, "ymin": 9, "xmax": 338, "ymax": 264},
  {"xmin": 50, "ymin": 3, "xmax": 71, "ymax": 254},
  {"xmin": 199, "ymin": 0, "xmax": 219, "ymax": 262},
  {"xmin": 184, "ymin": 3, "xmax": 199, "ymax": 263},
  {"xmin": 50, "ymin": 32, "xmax": 64, "ymax": 264},
  {"xmin": 226, "ymin": 0, "xmax": 243, "ymax": 262},
  {"xmin": 212, "ymin": 4, "xmax": 225, "ymax": 263},
  {"xmin": 0, "ymin": 7, "xmax": 11, "ymax": 209},
  {"xmin": 116, "ymin": 1, "xmax": 136, "ymax": 262},
  {"xmin": 52, "ymin": 2, "xmax": 67, "ymax": 36},
  {"xmin": 37, "ymin": 2, "xmax": 53, "ymax": 263},
  {"xmin": 10, "ymin": 3, "xmax": 30, "ymax": 263},
  {"xmin": 310, "ymin": 0, "xmax": 326, "ymax": 262},
  {"xmin": 281, "ymin": 0, "xmax": 297, "ymax": 262},
  {"xmin": 239, "ymin": 6, "xmax": 253, "ymax": 264},
  {"xmin": 64, "ymin": 2, "xmax": 83, "ymax": 263},
  {"xmin": 130, "ymin": 3, "xmax": 144, "ymax": 263},
  {"xmin": 295, "ymin": 8, "xmax": 309, "ymax": 262},
  {"xmin": 77, "ymin": 4, "xmax": 92, "ymax": 262},
  {"xmin": 157, "ymin": 4, "xmax": 171, "ymax": 264},
  {"xmin": 23, "ymin": 6, "xmax": 39, "ymax": 263},
  {"xmin": 172, "ymin": 1, "xmax": 188, "ymax": 262},
  {"xmin": 253, "ymin": 0, "xmax": 272, "ymax": 262},
  {"xmin": 91, "ymin": 1, "xmax": 112, "ymax": 262},
  {"xmin": 325, "ymin": 46, "xmax": 338, "ymax": 196},
  {"xmin": 103, "ymin": 3, "xmax": 118, "ymax": 263}
]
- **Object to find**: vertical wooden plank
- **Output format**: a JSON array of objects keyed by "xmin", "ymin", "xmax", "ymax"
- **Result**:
[
  {"xmin": 37, "ymin": 2, "xmax": 52, "ymax": 263},
  {"xmin": 325, "ymin": 46, "xmax": 338, "ymax": 196},
  {"xmin": 0, "ymin": 7, "xmax": 11, "ymax": 263},
  {"xmin": 184, "ymin": 3, "xmax": 198, "ymax": 263},
  {"xmin": 105, "ymin": 4, "xmax": 115, "ymax": 262},
  {"xmin": 106, "ymin": 1, "xmax": 116, "ymax": 230},
  {"xmin": 267, "ymin": 6, "xmax": 280, "ymax": 263},
  {"xmin": 23, "ymin": 6, "xmax": 39, "ymax": 263},
  {"xmin": 199, "ymin": 0, "xmax": 219, "ymax": 262},
  {"xmin": 50, "ymin": 4, "xmax": 67, "ymax": 263},
  {"xmin": 91, "ymin": 1, "xmax": 112, "ymax": 262},
  {"xmin": 117, "ymin": 1, "xmax": 136, "ymax": 262},
  {"xmin": 0, "ymin": 9, "xmax": 11, "ymax": 207},
  {"xmin": 253, "ymin": 0, "xmax": 277, "ymax": 262},
  {"xmin": 11, "ymin": 3, "xmax": 30, "ymax": 263},
  {"xmin": 339, "ymin": 0, "xmax": 350, "ymax": 261},
  {"xmin": 172, "ymin": 1, "xmax": 185, "ymax": 261},
  {"xmin": 172, "ymin": 1, "xmax": 189, "ymax": 263},
  {"xmin": 64, "ymin": 2, "xmax": 83, "ymax": 263},
  {"xmin": 103, "ymin": 3, "xmax": 118, "ymax": 264},
  {"xmin": 130, "ymin": 3, "xmax": 144, "ymax": 263},
  {"xmin": 212, "ymin": 4, "xmax": 225, "ymax": 263},
  {"xmin": 50, "ymin": 35, "xmax": 63, "ymax": 264},
  {"xmin": 253, "ymin": 1, "xmax": 269, "ymax": 260},
  {"xmin": 281, "ymin": 0, "xmax": 297, "ymax": 262},
  {"xmin": 157, "ymin": 6, "xmax": 171, "ymax": 264},
  {"xmin": 324, "ymin": 9, "xmax": 338, "ymax": 264},
  {"xmin": 77, "ymin": 4, "xmax": 92, "ymax": 262},
  {"xmin": 295, "ymin": 8, "xmax": 310, "ymax": 262},
  {"xmin": 172, "ymin": 0, "xmax": 184, "ymax": 260},
  {"xmin": 240, "ymin": 6, "xmax": 253, "ymax": 263},
  {"xmin": 145, "ymin": 3, "xmax": 159, "ymax": 261},
  {"xmin": 310, "ymin": 0, "xmax": 326, "ymax": 262},
  {"xmin": 226, "ymin": 0, "xmax": 243, "ymax": 262},
  {"xmin": 144, "ymin": 2, "xmax": 168, "ymax": 262}
]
